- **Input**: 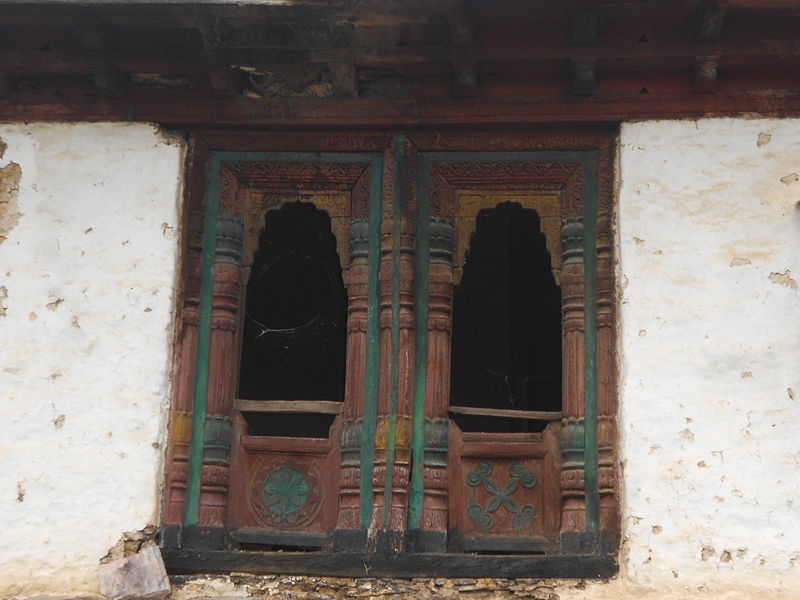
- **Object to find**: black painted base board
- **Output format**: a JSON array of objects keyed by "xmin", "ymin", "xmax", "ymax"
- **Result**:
[{"xmin": 162, "ymin": 548, "xmax": 618, "ymax": 579}]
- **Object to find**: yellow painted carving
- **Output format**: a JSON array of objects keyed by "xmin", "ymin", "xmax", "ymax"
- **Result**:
[
  {"xmin": 455, "ymin": 193, "xmax": 561, "ymax": 285},
  {"xmin": 243, "ymin": 191, "xmax": 349, "ymax": 268},
  {"xmin": 171, "ymin": 411, "xmax": 193, "ymax": 446}
]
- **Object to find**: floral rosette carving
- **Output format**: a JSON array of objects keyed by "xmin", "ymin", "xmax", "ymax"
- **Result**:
[{"xmin": 248, "ymin": 459, "xmax": 322, "ymax": 530}]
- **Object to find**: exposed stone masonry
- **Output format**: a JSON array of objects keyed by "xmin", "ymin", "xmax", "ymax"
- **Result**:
[{"xmin": 170, "ymin": 575, "xmax": 568, "ymax": 600}]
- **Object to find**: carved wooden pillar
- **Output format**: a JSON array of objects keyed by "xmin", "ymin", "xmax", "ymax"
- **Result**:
[
  {"xmin": 559, "ymin": 217, "xmax": 587, "ymax": 538},
  {"xmin": 198, "ymin": 216, "xmax": 243, "ymax": 527},
  {"xmin": 336, "ymin": 219, "xmax": 370, "ymax": 541},
  {"xmin": 371, "ymin": 213, "xmax": 414, "ymax": 551},
  {"xmin": 418, "ymin": 218, "xmax": 454, "ymax": 548},
  {"xmin": 163, "ymin": 240, "xmax": 202, "ymax": 527},
  {"xmin": 392, "ymin": 215, "xmax": 415, "ymax": 538},
  {"xmin": 370, "ymin": 218, "xmax": 394, "ymax": 542},
  {"xmin": 595, "ymin": 213, "xmax": 618, "ymax": 544}
]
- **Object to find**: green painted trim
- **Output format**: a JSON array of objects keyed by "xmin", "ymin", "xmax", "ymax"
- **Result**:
[
  {"xmin": 382, "ymin": 135, "xmax": 406, "ymax": 528},
  {"xmin": 181, "ymin": 149, "xmax": 381, "ymax": 529},
  {"xmin": 415, "ymin": 149, "xmax": 602, "ymax": 539},
  {"xmin": 408, "ymin": 156, "xmax": 431, "ymax": 530},
  {"xmin": 360, "ymin": 156, "xmax": 383, "ymax": 529},
  {"xmin": 184, "ymin": 154, "xmax": 221, "ymax": 526},
  {"xmin": 582, "ymin": 154, "xmax": 600, "ymax": 535}
]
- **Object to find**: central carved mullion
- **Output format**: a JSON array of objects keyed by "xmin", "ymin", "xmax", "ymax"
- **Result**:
[{"xmin": 369, "ymin": 139, "xmax": 416, "ymax": 552}]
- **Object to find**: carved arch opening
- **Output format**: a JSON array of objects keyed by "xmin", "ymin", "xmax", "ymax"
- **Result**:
[{"xmin": 450, "ymin": 202, "xmax": 562, "ymax": 434}]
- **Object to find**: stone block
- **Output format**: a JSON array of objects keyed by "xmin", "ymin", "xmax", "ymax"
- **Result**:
[{"xmin": 98, "ymin": 544, "xmax": 170, "ymax": 600}]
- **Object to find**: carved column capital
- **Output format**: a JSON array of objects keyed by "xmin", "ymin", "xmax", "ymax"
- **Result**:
[{"xmin": 215, "ymin": 215, "xmax": 244, "ymax": 265}]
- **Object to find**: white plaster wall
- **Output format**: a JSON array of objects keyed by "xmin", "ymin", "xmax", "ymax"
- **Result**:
[
  {"xmin": 0, "ymin": 124, "xmax": 184, "ymax": 597},
  {"xmin": 1, "ymin": 119, "xmax": 799, "ymax": 600},
  {"xmin": 608, "ymin": 118, "xmax": 800, "ymax": 598}
]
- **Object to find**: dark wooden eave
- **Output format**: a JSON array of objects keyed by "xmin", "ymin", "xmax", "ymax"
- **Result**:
[{"xmin": 0, "ymin": 0, "xmax": 798, "ymax": 127}]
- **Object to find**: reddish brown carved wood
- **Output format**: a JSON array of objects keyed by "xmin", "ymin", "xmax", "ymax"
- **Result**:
[
  {"xmin": 166, "ymin": 129, "xmax": 619, "ymax": 557},
  {"xmin": 559, "ymin": 217, "xmax": 587, "ymax": 534},
  {"xmin": 163, "ymin": 249, "xmax": 199, "ymax": 524},
  {"xmin": 595, "ymin": 213, "xmax": 618, "ymax": 536},
  {"xmin": 198, "ymin": 218, "xmax": 242, "ymax": 526},
  {"xmin": 227, "ymin": 429, "xmax": 341, "ymax": 539},
  {"xmin": 417, "ymin": 219, "xmax": 455, "ymax": 541},
  {"xmin": 448, "ymin": 424, "xmax": 561, "ymax": 553},
  {"xmin": 215, "ymin": 157, "xmax": 374, "ymax": 546},
  {"xmin": 336, "ymin": 220, "xmax": 370, "ymax": 533},
  {"xmin": 163, "ymin": 140, "xmax": 208, "ymax": 526}
]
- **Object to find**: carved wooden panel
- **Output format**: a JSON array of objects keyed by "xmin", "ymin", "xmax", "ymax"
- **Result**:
[
  {"xmin": 227, "ymin": 427, "xmax": 340, "ymax": 542},
  {"xmin": 448, "ymin": 422, "xmax": 561, "ymax": 552}
]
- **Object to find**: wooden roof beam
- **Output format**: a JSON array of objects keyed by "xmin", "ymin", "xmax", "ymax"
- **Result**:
[
  {"xmin": 571, "ymin": 8, "xmax": 598, "ymax": 44},
  {"xmin": 5, "ymin": 38, "xmax": 799, "ymax": 75},
  {"xmin": 696, "ymin": 1, "xmax": 727, "ymax": 41},
  {"xmin": 194, "ymin": 15, "xmax": 242, "ymax": 97},
  {"xmin": 694, "ymin": 55, "xmax": 718, "ymax": 92},
  {"xmin": 448, "ymin": 13, "xmax": 478, "ymax": 96},
  {"xmin": 330, "ymin": 62, "xmax": 357, "ymax": 98},
  {"xmin": 571, "ymin": 59, "xmax": 596, "ymax": 95}
]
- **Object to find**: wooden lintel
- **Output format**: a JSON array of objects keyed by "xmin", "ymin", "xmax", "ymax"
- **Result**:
[
  {"xmin": 449, "ymin": 405, "xmax": 562, "ymax": 421},
  {"xmin": 571, "ymin": 59, "xmax": 596, "ymax": 96},
  {"xmin": 2, "ymin": 93, "xmax": 800, "ymax": 126},
  {"xmin": 694, "ymin": 55, "xmax": 719, "ymax": 93}
]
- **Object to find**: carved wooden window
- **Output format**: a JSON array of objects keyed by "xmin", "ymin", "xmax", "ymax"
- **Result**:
[{"xmin": 162, "ymin": 131, "xmax": 618, "ymax": 578}]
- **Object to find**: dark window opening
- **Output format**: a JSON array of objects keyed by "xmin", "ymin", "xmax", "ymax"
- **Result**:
[
  {"xmin": 242, "ymin": 412, "xmax": 337, "ymax": 439},
  {"xmin": 450, "ymin": 202, "xmax": 562, "ymax": 433},
  {"xmin": 238, "ymin": 202, "xmax": 347, "ymax": 411}
]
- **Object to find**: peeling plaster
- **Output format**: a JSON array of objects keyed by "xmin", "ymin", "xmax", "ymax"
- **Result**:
[
  {"xmin": 768, "ymin": 270, "xmax": 798, "ymax": 289},
  {"xmin": 0, "ymin": 123, "xmax": 184, "ymax": 598},
  {"xmin": 0, "ymin": 157, "xmax": 22, "ymax": 245},
  {"xmin": 618, "ymin": 119, "xmax": 800, "ymax": 598}
]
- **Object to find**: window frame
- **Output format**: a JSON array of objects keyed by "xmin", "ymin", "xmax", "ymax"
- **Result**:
[{"xmin": 161, "ymin": 128, "xmax": 618, "ymax": 578}]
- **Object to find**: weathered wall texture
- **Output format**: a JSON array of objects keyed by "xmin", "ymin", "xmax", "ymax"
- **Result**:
[
  {"xmin": 614, "ymin": 118, "xmax": 800, "ymax": 598},
  {"xmin": 0, "ymin": 123, "xmax": 184, "ymax": 597},
  {"xmin": 2, "ymin": 119, "xmax": 799, "ymax": 600}
]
